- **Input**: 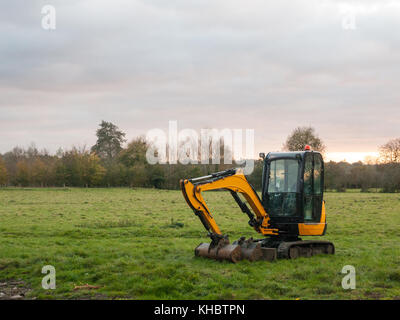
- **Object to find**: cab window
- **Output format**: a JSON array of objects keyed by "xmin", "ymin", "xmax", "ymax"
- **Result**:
[
  {"xmin": 265, "ymin": 159, "xmax": 300, "ymax": 217},
  {"xmin": 303, "ymin": 154, "xmax": 313, "ymax": 220},
  {"xmin": 314, "ymin": 155, "xmax": 322, "ymax": 194},
  {"xmin": 268, "ymin": 159, "xmax": 299, "ymax": 193},
  {"xmin": 303, "ymin": 153, "xmax": 324, "ymax": 222}
]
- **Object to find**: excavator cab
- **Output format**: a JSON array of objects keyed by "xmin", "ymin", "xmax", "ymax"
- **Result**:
[
  {"xmin": 180, "ymin": 147, "xmax": 334, "ymax": 262},
  {"xmin": 261, "ymin": 151, "xmax": 325, "ymax": 236}
]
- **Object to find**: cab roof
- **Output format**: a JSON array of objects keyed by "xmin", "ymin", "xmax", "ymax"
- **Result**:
[{"xmin": 266, "ymin": 151, "xmax": 322, "ymax": 160}]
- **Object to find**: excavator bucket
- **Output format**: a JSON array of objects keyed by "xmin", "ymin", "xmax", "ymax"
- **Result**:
[
  {"xmin": 194, "ymin": 237, "xmax": 277, "ymax": 263},
  {"xmin": 195, "ymin": 243, "xmax": 242, "ymax": 263}
]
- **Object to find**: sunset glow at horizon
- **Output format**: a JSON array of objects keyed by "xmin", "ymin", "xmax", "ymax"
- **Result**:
[{"xmin": 324, "ymin": 152, "xmax": 379, "ymax": 164}]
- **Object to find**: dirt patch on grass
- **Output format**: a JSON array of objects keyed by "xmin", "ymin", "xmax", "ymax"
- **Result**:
[
  {"xmin": 0, "ymin": 280, "xmax": 32, "ymax": 300},
  {"xmin": 363, "ymin": 291, "xmax": 384, "ymax": 300},
  {"xmin": 72, "ymin": 293, "xmax": 111, "ymax": 300}
]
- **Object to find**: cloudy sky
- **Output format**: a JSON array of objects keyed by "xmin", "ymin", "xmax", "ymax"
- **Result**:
[{"xmin": 1, "ymin": 0, "xmax": 399, "ymax": 161}]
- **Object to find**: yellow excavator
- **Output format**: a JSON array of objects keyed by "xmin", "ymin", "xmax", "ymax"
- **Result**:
[{"xmin": 180, "ymin": 146, "xmax": 335, "ymax": 262}]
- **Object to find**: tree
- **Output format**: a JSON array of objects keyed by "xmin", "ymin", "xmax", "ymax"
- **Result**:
[
  {"xmin": 31, "ymin": 158, "xmax": 48, "ymax": 187},
  {"xmin": 148, "ymin": 164, "xmax": 166, "ymax": 189},
  {"xmin": 324, "ymin": 161, "xmax": 348, "ymax": 192},
  {"xmin": 283, "ymin": 126, "xmax": 326, "ymax": 153},
  {"xmin": 350, "ymin": 162, "xmax": 377, "ymax": 192},
  {"xmin": 2, "ymin": 147, "xmax": 25, "ymax": 184},
  {"xmin": 54, "ymin": 158, "xmax": 67, "ymax": 187},
  {"xmin": 118, "ymin": 137, "xmax": 148, "ymax": 167},
  {"xmin": 379, "ymin": 138, "xmax": 400, "ymax": 163},
  {"xmin": 127, "ymin": 164, "xmax": 148, "ymax": 187},
  {"xmin": 91, "ymin": 121, "xmax": 126, "ymax": 163},
  {"xmin": 83, "ymin": 153, "xmax": 106, "ymax": 187},
  {"xmin": 377, "ymin": 163, "xmax": 400, "ymax": 193},
  {"xmin": 16, "ymin": 160, "xmax": 30, "ymax": 186},
  {"xmin": 104, "ymin": 162, "xmax": 128, "ymax": 187},
  {"xmin": 0, "ymin": 156, "xmax": 8, "ymax": 186},
  {"xmin": 59, "ymin": 147, "xmax": 106, "ymax": 187},
  {"xmin": 119, "ymin": 137, "xmax": 154, "ymax": 187}
]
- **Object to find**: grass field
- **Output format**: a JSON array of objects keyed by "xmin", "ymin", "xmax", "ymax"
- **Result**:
[{"xmin": 0, "ymin": 188, "xmax": 399, "ymax": 300}]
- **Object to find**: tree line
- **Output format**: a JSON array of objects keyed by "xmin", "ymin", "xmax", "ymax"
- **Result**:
[{"xmin": 0, "ymin": 122, "xmax": 399, "ymax": 192}]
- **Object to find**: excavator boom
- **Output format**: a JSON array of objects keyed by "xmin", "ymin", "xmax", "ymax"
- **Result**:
[{"xmin": 180, "ymin": 168, "xmax": 278, "ymax": 236}]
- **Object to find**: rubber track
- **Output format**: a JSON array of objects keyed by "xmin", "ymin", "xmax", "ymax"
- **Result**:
[{"xmin": 277, "ymin": 240, "xmax": 335, "ymax": 259}]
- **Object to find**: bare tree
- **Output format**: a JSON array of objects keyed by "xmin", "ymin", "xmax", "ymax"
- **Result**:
[
  {"xmin": 283, "ymin": 126, "xmax": 326, "ymax": 153},
  {"xmin": 379, "ymin": 138, "xmax": 400, "ymax": 163}
]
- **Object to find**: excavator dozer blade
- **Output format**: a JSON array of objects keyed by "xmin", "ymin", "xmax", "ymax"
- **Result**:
[
  {"xmin": 260, "ymin": 247, "xmax": 277, "ymax": 261},
  {"xmin": 233, "ymin": 237, "xmax": 277, "ymax": 262},
  {"xmin": 194, "ymin": 237, "xmax": 277, "ymax": 263},
  {"xmin": 239, "ymin": 241, "xmax": 277, "ymax": 262}
]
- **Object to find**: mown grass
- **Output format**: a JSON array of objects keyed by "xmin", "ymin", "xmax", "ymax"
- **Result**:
[{"xmin": 0, "ymin": 188, "xmax": 399, "ymax": 299}]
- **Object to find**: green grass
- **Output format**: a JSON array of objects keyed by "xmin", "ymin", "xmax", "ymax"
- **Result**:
[{"xmin": 0, "ymin": 188, "xmax": 400, "ymax": 299}]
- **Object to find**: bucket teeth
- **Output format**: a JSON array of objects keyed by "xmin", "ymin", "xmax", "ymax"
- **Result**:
[{"xmin": 194, "ymin": 236, "xmax": 277, "ymax": 263}]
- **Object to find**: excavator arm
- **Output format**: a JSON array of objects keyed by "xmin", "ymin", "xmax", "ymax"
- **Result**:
[{"xmin": 180, "ymin": 168, "xmax": 279, "ymax": 238}]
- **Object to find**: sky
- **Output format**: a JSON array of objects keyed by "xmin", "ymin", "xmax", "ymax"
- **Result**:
[{"xmin": 1, "ymin": 0, "xmax": 399, "ymax": 162}]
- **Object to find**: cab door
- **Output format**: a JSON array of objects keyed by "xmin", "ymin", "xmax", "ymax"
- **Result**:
[
  {"xmin": 303, "ymin": 152, "xmax": 324, "ymax": 222},
  {"xmin": 313, "ymin": 153, "xmax": 324, "ymax": 222}
]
